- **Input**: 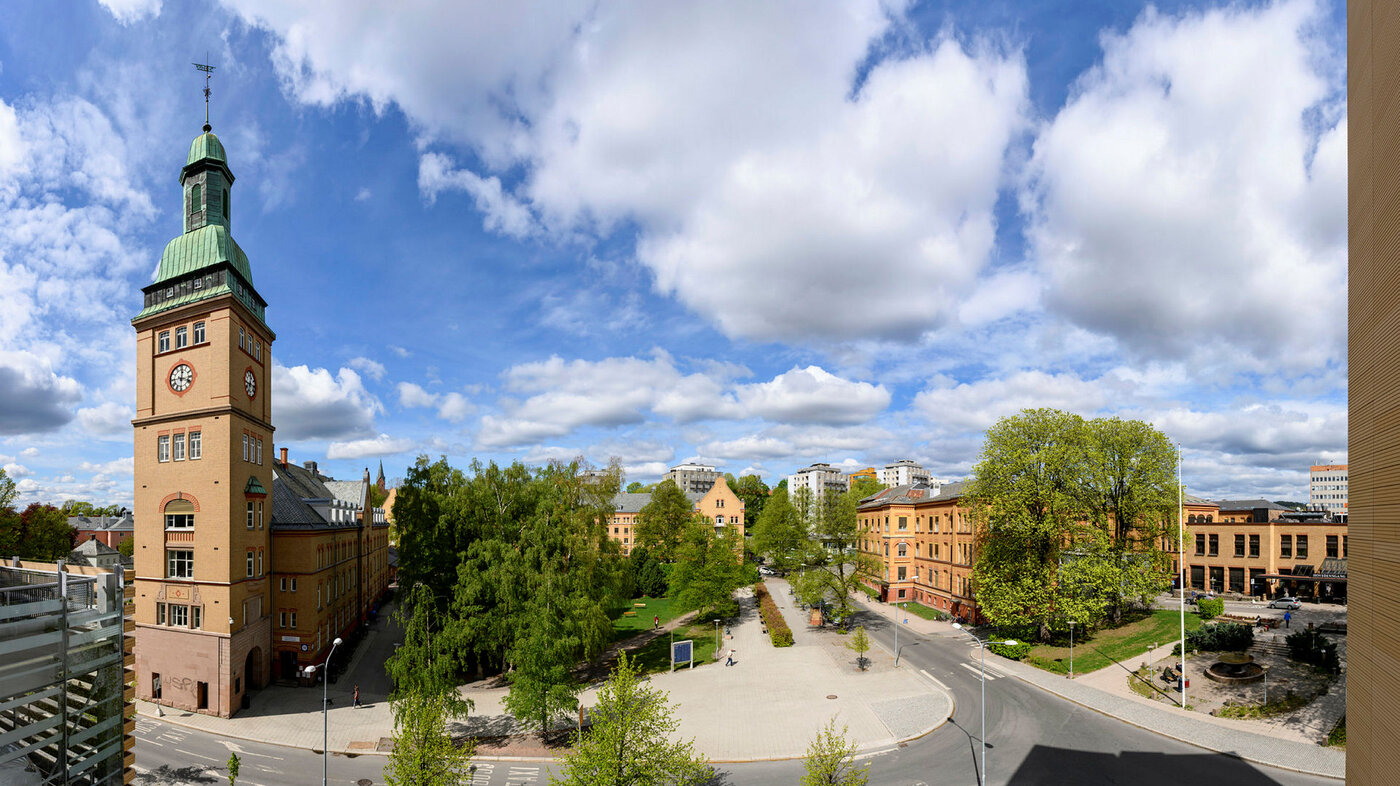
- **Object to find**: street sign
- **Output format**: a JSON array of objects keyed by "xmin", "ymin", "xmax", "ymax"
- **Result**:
[{"xmin": 671, "ymin": 639, "xmax": 693, "ymax": 671}]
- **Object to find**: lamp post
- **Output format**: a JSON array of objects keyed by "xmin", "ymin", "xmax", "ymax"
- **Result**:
[
  {"xmin": 1068, "ymin": 620, "xmax": 1075, "ymax": 679},
  {"xmin": 303, "ymin": 636, "xmax": 343, "ymax": 786},
  {"xmin": 954, "ymin": 622, "xmax": 1017, "ymax": 786}
]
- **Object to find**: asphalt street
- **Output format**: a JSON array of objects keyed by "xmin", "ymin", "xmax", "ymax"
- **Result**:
[{"xmin": 132, "ymin": 611, "xmax": 1344, "ymax": 785}]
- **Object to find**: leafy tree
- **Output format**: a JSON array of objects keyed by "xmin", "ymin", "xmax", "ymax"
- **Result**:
[
  {"xmin": 626, "ymin": 481, "xmax": 646, "ymax": 493},
  {"xmin": 846, "ymin": 626, "xmax": 870, "ymax": 671},
  {"xmin": 750, "ymin": 487, "xmax": 808, "ymax": 572},
  {"xmin": 793, "ymin": 490, "xmax": 880, "ymax": 624},
  {"xmin": 847, "ymin": 478, "xmax": 886, "ymax": 501},
  {"xmin": 732, "ymin": 474, "xmax": 770, "ymax": 532},
  {"xmin": 118, "ymin": 537, "xmax": 135, "ymax": 557},
  {"xmin": 634, "ymin": 480, "xmax": 695, "ymax": 562},
  {"xmin": 226, "ymin": 752, "xmax": 240, "ymax": 786},
  {"xmin": 386, "ymin": 584, "xmax": 474, "ymax": 786},
  {"xmin": 668, "ymin": 522, "xmax": 742, "ymax": 619},
  {"xmin": 369, "ymin": 484, "xmax": 389, "ymax": 508},
  {"xmin": 801, "ymin": 720, "xmax": 869, "ymax": 786},
  {"xmin": 0, "ymin": 468, "xmax": 16, "ymax": 511},
  {"xmin": 629, "ymin": 547, "xmax": 667, "ymax": 598},
  {"xmin": 551, "ymin": 653, "xmax": 711, "ymax": 786},
  {"xmin": 9, "ymin": 504, "xmax": 77, "ymax": 561},
  {"xmin": 504, "ymin": 590, "xmax": 588, "ymax": 733}
]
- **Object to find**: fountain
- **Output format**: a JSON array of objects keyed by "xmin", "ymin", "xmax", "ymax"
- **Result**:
[{"xmin": 1205, "ymin": 651, "xmax": 1265, "ymax": 684}]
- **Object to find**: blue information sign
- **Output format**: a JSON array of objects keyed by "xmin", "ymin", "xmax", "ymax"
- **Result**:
[{"xmin": 671, "ymin": 639, "xmax": 693, "ymax": 671}]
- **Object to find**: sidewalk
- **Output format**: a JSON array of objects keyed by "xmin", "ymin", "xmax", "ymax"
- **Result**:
[
  {"xmin": 137, "ymin": 584, "xmax": 953, "ymax": 762},
  {"xmin": 845, "ymin": 592, "xmax": 1344, "ymax": 780}
]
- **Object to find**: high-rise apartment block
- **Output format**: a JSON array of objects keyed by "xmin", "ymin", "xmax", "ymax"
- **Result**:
[
  {"xmin": 878, "ymin": 460, "xmax": 933, "ymax": 489},
  {"xmin": 786, "ymin": 463, "xmax": 848, "ymax": 503},
  {"xmin": 664, "ymin": 463, "xmax": 719, "ymax": 495},
  {"xmin": 1309, "ymin": 464, "xmax": 1348, "ymax": 516}
]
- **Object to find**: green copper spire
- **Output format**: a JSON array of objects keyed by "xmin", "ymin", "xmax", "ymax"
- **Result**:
[{"xmin": 135, "ymin": 126, "xmax": 266, "ymax": 325}]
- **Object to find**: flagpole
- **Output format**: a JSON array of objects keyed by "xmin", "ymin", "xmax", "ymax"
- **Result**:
[{"xmin": 1178, "ymin": 444, "xmax": 1187, "ymax": 710}]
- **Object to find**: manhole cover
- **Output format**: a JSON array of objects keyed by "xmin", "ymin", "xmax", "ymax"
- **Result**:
[
  {"xmin": 358, "ymin": 780, "xmax": 374, "ymax": 786},
  {"xmin": 826, "ymin": 694, "xmax": 838, "ymax": 699}
]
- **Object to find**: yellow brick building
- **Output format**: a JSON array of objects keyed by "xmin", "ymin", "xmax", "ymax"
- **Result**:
[{"xmin": 606, "ymin": 476, "xmax": 745, "ymax": 555}]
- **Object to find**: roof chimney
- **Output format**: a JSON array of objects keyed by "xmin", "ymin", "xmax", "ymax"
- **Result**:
[
  {"xmin": 280, "ymin": 447, "xmax": 289, "ymax": 465},
  {"xmin": 303, "ymin": 460, "xmax": 318, "ymax": 476}
]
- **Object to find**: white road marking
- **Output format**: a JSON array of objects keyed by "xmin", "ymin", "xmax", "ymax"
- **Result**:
[
  {"xmin": 959, "ymin": 661, "xmax": 999, "ymax": 679},
  {"xmin": 218, "ymin": 739, "xmax": 283, "ymax": 760},
  {"xmin": 919, "ymin": 669, "xmax": 951, "ymax": 691},
  {"xmin": 176, "ymin": 748, "xmax": 220, "ymax": 763}
]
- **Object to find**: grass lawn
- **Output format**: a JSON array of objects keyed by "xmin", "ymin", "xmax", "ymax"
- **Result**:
[
  {"xmin": 609, "ymin": 596, "xmax": 684, "ymax": 642},
  {"xmin": 1023, "ymin": 610, "xmax": 1205, "ymax": 675},
  {"xmin": 626, "ymin": 620, "xmax": 725, "ymax": 675},
  {"xmin": 901, "ymin": 601, "xmax": 948, "ymax": 622}
]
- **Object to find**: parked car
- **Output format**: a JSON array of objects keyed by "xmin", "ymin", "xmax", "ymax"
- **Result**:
[
  {"xmin": 1268, "ymin": 596, "xmax": 1302, "ymax": 610},
  {"xmin": 758, "ymin": 566, "xmax": 775, "ymax": 576}
]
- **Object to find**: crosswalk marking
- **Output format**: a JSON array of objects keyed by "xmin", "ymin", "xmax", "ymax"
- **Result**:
[{"xmin": 959, "ymin": 661, "xmax": 1003, "ymax": 679}]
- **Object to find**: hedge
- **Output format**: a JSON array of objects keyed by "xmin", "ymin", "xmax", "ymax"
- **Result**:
[
  {"xmin": 754, "ymin": 582, "xmax": 794, "ymax": 648},
  {"xmin": 1195, "ymin": 598, "xmax": 1225, "ymax": 620},
  {"xmin": 988, "ymin": 641, "xmax": 1032, "ymax": 660},
  {"xmin": 1172, "ymin": 622, "xmax": 1253, "ymax": 655}
]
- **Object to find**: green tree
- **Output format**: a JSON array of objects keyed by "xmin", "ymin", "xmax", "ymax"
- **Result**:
[
  {"xmin": 226, "ymin": 752, "xmax": 240, "ymax": 786},
  {"xmin": 847, "ymin": 478, "xmax": 886, "ymax": 501},
  {"xmin": 551, "ymin": 653, "xmax": 711, "ymax": 786},
  {"xmin": 801, "ymin": 719, "xmax": 869, "ymax": 786},
  {"xmin": 16, "ymin": 504, "xmax": 77, "ymax": 561},
  {"xmin": 385, "ymin": 584, "xmax": 474, "ymax": 786},
  {"xmin": 846, "ymin": 626, "xmax": 870, "ymax": 671},
  {"xmin": 628, "ymin": 547, "xmax": 667, "ymax": 598},
  {"xmin": 118, "ymin": 537, "xmax": 135, "ymax": 557},
  {"xmin": 732, "ymin": 474, "xmax": 770, "ymax": 532},
  {"xmin": 634, "ymin": 480, "xmax": 694, "ymax": 562},
  {"xmin": 750, "ymin": 487, "xmax": 808, "ymax": 572},
  {"xmin": 793, "ymin": 490, "xmax": 880, "ymax": 624},
  {"xmin": 503, "ymin": 590, "xmax": 588, "ymax": 733},
  {"xmin": 668, "ymin": 523, "xmax": 742, "ymax": 619},
  {"xmin": 626, "ymin": 481, "xmax": 646, "ymax": 493}
]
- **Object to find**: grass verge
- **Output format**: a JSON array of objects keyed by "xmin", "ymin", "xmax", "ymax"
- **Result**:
[
  {"xmin": 1023, "ymin": 610, "xmax": 1205, "ymax": 675},
  {"xmin": 901, "ymin": 601, "xmax": 949, "ymax": 622},
  {"xmin": 1326, "ymin": 717, "xmax": 1346, "ymax": 748},
  {"xmin": 626, "ymin": 620, "xmax": 723, "ymax": 675},
  {"xmin": 609, "ymin": 596, "xmax": 683, "ymax": 642}
]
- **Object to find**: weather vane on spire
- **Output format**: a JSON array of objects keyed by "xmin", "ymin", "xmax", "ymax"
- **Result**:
[{"xmin": 193, "ymin": 57, "xmax": 216, "ymax": 132}]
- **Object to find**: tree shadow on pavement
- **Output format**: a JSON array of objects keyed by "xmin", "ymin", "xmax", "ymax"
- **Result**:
[
  {"xmin": 1006, "ymin": 744, "xmax": 1295, "ymax": 785},
  {"xmin": 133, "ymin": 765, "xmax": 221, "ymax": 784}
]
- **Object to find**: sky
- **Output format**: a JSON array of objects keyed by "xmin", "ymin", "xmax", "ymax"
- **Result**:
[{"xmin": 0, "ymin": 0, "xmax": 1349, "ymax": 509}]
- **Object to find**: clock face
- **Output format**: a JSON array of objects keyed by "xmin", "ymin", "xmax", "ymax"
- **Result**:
[
  {"xmin": 169, "ymin": 363, "xmax": 193, "ymax": 392},
  {"xmin": 245, "ymin": 369, "xmax": 257, "ymax": 398}
]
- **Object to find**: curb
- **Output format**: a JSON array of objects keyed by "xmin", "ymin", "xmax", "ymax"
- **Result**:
[{"xmin": 1000, "ymin": 664, "xmax": 1346, "ymax": 781}]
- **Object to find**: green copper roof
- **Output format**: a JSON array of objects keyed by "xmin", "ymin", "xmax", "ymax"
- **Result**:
[
  {"xmin": 187, "ymin": 132, "xmax": 227, "ymax": 167},
  {"xmin": 245, "ymin": 476, "xmax": 268, "ymax": 496},
  {"xmin": 152, "ymin": 224, "xmax": 252, "ymax": 286}
]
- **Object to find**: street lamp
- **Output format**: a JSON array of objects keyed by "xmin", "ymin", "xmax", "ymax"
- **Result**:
[
  {"xmin": 303, "ymin": 636, "xmax": 343, "ymax": 786},
  {"xmin": 954, "ymin": 622, "xmax": 1018, "ymax": 786},
  {"xmin": 1068, "ymin": 620, "xmax": 1076, "ymax": 679}
]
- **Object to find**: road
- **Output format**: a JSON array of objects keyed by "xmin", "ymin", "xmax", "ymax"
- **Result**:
[{"xmin": 133, "ymin": 611, "xmax": 1342, "ymax": 785}]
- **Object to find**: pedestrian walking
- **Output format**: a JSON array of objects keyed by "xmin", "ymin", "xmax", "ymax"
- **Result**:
[
  {"xmin": 1284, "ymin": 611, "xmax": 1292, "ymax": 629},
  {"xmin": 653, "ymin": 615, "xmax": 659, "ymax": 630},
  {"xmin": 353, "ymin": 685, "xmax": 361, "ymax": 708},
  {"xmin": 725, "ymin": 648, "xmax": 735, "ymax": 667}
]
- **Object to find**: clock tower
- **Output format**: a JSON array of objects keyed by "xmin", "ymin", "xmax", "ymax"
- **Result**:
[{"xmin": 132, "ymin": 122, "xmax": 275, "ymax": 717}]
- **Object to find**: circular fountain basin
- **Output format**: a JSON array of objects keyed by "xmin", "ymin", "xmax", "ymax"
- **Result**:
[{"xmin": 1205, "ymin": 652, "xmax": 1265, "ymax": 684}]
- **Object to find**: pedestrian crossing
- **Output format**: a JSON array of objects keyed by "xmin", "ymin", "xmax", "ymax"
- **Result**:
[{"xmin": 958, "ymin": 660, "xmax": 1005, "ymax": 680}]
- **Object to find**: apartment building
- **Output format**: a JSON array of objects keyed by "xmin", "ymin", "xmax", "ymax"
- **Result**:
[
  {"xmin": 846, "ymin": 467, "xmax": 878, "ymax": 488},
  {"xmin": 1309, "ymin": 464, "xmax": 1348, "ymax": 516},
  {"xmin": 878, "ymin": 460, "xmax": 933, "ymax": 488},
  {"xmin": 606, "ymin": 476, "xmax": 745, "ymax": 555},
  {"xmin": 787, "ymin": 463, "xmax": 849, "ymax": 505},
  {"xmin": 663, "ymin": 463, "xmax": 719, "ymax": 495},
  {"xmin": 856, "ymin": 482, "xmax": 980, "ymax": 621}
]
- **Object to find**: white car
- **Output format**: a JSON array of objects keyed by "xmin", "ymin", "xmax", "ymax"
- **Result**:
[{"xmin": 1268, "ymin": 597, "xmax": 1302, "ymax": 610}]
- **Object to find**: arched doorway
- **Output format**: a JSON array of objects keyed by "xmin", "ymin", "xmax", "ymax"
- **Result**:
[{"xmin": 244, "ymin": 647, "xmax": 264, "ymax": 691}]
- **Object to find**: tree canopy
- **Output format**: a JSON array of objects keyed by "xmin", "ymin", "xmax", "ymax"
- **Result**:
[
  {"xmin": 969, "ymin": 409, "xmax": 1178, "ymax": 639},
  {"xmin": 633, "ymin": 480, "xmax": 695, "ymax": 562}
]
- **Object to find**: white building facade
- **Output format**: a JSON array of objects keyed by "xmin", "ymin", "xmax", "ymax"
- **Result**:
[
  {"xmin": 879, "ymin": 460, "xmax": 933, "ymax": 488},
  {"xmin": 787, "ymin": 463, "xmax": 849, "ymax": 504},
  {"xmin": 1310, "ymin": 464, "xmax": 1349, "ymax": 515}
]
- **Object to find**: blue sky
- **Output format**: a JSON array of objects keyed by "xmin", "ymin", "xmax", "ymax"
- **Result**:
[{"xmin": 0, "ymin": 0, "xmax": 1348, "ymax": 508}]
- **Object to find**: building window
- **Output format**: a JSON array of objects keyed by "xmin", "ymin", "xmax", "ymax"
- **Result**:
[
  {"xmin": 280, "ymin": 578, "xmax": 287, "ymax": 592},
  {"xmin": 258, "ymin": 501, "xmax": 264, "ymax": 528},
  {"xmin": 175, "ymin": 325, "xmax": 189, "ymax": 349},
  {"xmin": 166, "ymin": 550, "xmax": 193, "ymax": 578},
  {"xmin": 897, "ymin": 543, "xmax": 907, "ymax": 557},
  {"xmin": 189, "ymin": 431, "xmax": 201, "ymax": 460},
  {"xmin": 191, "ymin": 606, "xmax": 201, "ymax": 630},
  {"xmin": 190, "ymin": 183, "xmax": 202, "ymax": 213},
  {"xmin": 1281, "ymin": 534, "xmax": 1292, "ymax": 559},
  {"xmin": 222, "ymin": 189, "xmax": 229, "ymax": 220},
  {"xmin": 1296, "ymin": 535, "xmax": 1308, "ymax": 559},
  {"xmin": 239, "ymin": 326, "xmax": 246, "ymax": 350},
  {"xmin": 255, "ymin": 340, "xmax": 261, "ymax": 361},
  {"xmin": 1195, "ymin": 533, "xmax": 1205, "ymax": 556},
  {"xmin": 1234, "ymin": 534, "xmax": 1245, "ymax": 557},
  {"xmin": 246, "ymin": 502, "xmax": 254, "ymax": 529},
  {"xmin": 256, "ymin": 439, "xmax": 263, "ymax": 465},
  {"xmin": 290, "ymin": 611, "xmax": 296, "ymax": 628},
  {"xmin": 246, "ymin": 551, "xmax": 255, "ymax": 578},
  {"xmin": 1208, "ymin": 534, "xmax": 1219, "ymax": 556},
  {"xmin": 164, "ymin": 499, "xmax": 194, "ymax": 529},
  {"xmin": 156, "ymin": 603, "xmax": 166, "ymax": 625},
  {"xmin": 280, "ymin": 611, "xmax": 287, "ymax": 628},
  {"xmin": 1249, "ymin": 534, "xmax": 1260, "ymax": 558},
  {"xmin": 169, "ymin": 604, "xmax": 188, "ymax": 627},
  {"xmin": 258, "ymin": 550, "xmax": 263, "ymax": 576},
  {"xmin": 897, "ymin": 566, "xmax": 907, "ymax": 581},
  {"xmin": 158, "ymin": 434, "xmax": 170, "ymax": 462},
  {"xmin": 158, "ymin": 331, "xmax": 170, "ymax": 353},
  {"xmin": 898, "ymin": 516, "xmax": 907, "ymax": 530},
  {"xmin": 1343, "ymin": 536, "xmax": 1348, "ymax": 557},
  {"xmin": 291, "ymin": 578, "xmax": 297, "ymax": 592},
  {"xmin": 193, "ymin": 321, "xmax": 205, "ymax": 344},
  {"xmin": 172, "ymin": 433, "xmax": 185, "ymax": 461},
  {"xmin": 243, "ymin": 434, "xmax": 249, "ymax": 462}
]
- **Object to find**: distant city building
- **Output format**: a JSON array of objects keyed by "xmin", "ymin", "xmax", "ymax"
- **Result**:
[
  {"xmin": 1177, "ymin": 497, "xmax": 1347, "ymax": 602},
  {"xmin": 606, "ymin": 475, "xmax": 745, "ymax": 555},
  {"xmin": 70, "ymin": 536, "xmax": 124, "ymax": 569},
  {"xmin": 878, "ymin": 460, "xmax": 933, "ymax": 489},
  {"xmin": 1309, "ymin": 464, "xmax": 1348, "ymax": 516},
  {"xmin": 787, "ymin": 463, "xmax": 848, "ymax": 504},
  {"xmin": 846, "ymin": 467, "xmax": 878, "ymax": 488},
  {"xmin": 664, "ymin": 463, "xmax": 719, "ymax": 495},
  {"xmin": 69, "ymin": 512, "xmax": 134, "ymax": 549},
  {"xmin": 1, "ymin": 558, "xmax": 133, "ymax": 785}
]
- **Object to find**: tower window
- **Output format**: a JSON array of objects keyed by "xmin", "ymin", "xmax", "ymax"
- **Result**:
[
  {"xmin": 255, "ymin": 340, "xmax": 261, "ymax": 361},
  {"xmin": 242, "ymin": 434, "xmax": 249, "ymax": 462},
  {"xmin": 164, "ymin": 499, "xmax": 194, "ymax": 529},
  {"xmin": 158, "ymin": 331, "xmax": 170, "ymax": 353},
  {"xmin": 188, "ymin": 431, "xmax": 201, "ymax": 460},
  {"xmin": 246, "ymin": 551, "xmax": 255, "ymax": 578},
  {"xmin": 172, "ymin": 433, "xmax": 185, "ymax": 461},
  {"xmin": 239, "ymin": 327, "xmax": 245, "ymax": 350},
  {"xmin": 157, "ymin": 435, "xmax": 170, "ymax": 463},
  {"xmin": 190, "ymin": 183, "xmax": 202, "ymax": 214},
  {"xmin": 193, "ymin": 321, "xmax": 205, "ymax": 344},
  {"xmin": 223, "ymin": 190, "xmax": 229, "ymax": 220},
  {"xmin": 175, "ymin": 326, "xmax": 187, "ymax": 348},
  {"xmin": 246, "ymin": 502, "xmax": 254, "ymax": 529},
  {"xmin": 166, "ymin": 549, "xmax": 193, "ymax": 578}
]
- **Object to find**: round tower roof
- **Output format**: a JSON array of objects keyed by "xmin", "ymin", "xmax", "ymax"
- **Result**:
[{"xmin": 187, "ymin": 131, "xmax": 227, "ymax": 167}]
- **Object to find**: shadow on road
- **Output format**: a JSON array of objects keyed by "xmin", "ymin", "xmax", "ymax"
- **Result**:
[{"xmin": 1005, "ymin": 744, "xmax": 1295, "ymax": 785}]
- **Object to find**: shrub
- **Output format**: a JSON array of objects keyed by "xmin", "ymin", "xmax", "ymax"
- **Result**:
[
  {"xmin": 1195, "ymin": 598, "xmax": 1225, "ymax": 620},
  {"xmin": 754, "ymin": 582, "xmax": 794, "ymax": 648},
  {"xmin": 1286, "ymin": 628, "xmax": 1341, "ymax": 673},
  {"xmin": 988, "ymin": 641, "xmax": 1031, "ymax": 660},
  {"xmin": 1171, "ymin": 622, "xmax": 1253, "ymax": 655}
]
